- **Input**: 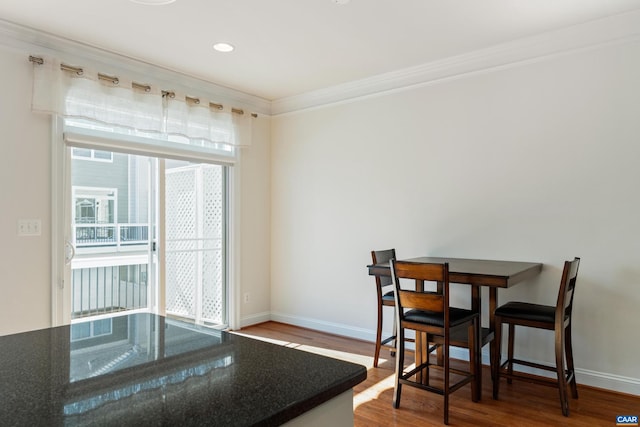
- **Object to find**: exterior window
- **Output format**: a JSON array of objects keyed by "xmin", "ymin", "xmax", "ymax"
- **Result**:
[
  {"xmin": 70, "ymin": 319, "xmax": 113, "ymax": 341},
  {"xmin": 73, "ymin": 188, "xmax": 117, "ymax": 246},
  {"xmin": 74, "ymin": 195, "xmax": 115, "ymax": 224},
  {"xmin": 72, "ymin": 147, "xmax": 113, "ymax": 162}
]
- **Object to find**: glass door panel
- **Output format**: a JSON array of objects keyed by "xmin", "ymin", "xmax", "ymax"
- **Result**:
[
  {"xmin": 68, "ymin": 151, "xmax": 154, "ymax": 320},
  {"xmin": 164, "ymin": 160, "xmax": 226, "ymax": 327}
]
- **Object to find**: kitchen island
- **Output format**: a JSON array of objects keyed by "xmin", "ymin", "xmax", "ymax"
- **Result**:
[{"xmin": 0, "ymin": 313, "xmax": 366, "ymax": 426}]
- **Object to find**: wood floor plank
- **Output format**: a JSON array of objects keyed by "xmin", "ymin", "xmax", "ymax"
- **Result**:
[{"xmin": 234, "ymin": 322, "xmax": 639, "ymax": 426}]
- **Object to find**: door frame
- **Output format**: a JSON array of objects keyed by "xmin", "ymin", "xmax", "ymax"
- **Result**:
[{"xmin": 51, "ymin": 119, "xmax": 235, "ymax": 328}]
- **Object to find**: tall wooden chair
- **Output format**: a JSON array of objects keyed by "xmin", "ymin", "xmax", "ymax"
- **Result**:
[
  {"xmin": 390, "ymin": 260, "xmax": 479, "ymax": 425},
  {"xmin": 371, "ymin": 248, "xmax": 398, "ymax": 367},
  {"xmin": 492, "ymin": 257, "xmax": 580, "ymax": 416}
]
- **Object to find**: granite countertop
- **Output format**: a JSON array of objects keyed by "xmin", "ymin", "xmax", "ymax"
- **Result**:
[{"xmin": 0, "ymin": 313, "xmax": 367, "ymax": 426}]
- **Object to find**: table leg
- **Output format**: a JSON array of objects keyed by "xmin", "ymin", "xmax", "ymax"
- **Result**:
[
  {"xmin": 489, "ymin": 287, "xmax": 498, "ymax": 384},
  {"xmin": 436, "ymin": 281, "xmax": 444, "ymax": 367},
  {"xmin": 414, "ymin": 279, "xmax": 425, "ymax": 383},
  {"xmin": 471, "ymin": 285, "xmax": 482, "ymax": 400}
]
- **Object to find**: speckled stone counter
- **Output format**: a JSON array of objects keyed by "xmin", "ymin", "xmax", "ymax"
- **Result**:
[{"xmin": 0, "ymin": 313, "xmax": 367, "ymax": 426}]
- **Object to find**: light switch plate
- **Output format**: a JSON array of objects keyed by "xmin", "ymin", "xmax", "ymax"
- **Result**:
[{"xmin": 18, "ymin": 219, "xmax": 42, "ymax": 236}]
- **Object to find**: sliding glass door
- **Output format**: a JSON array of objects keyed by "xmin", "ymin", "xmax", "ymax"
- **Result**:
[{"xmin": 55, "ymin": 141, "xmax": 229, "ymax": 329}]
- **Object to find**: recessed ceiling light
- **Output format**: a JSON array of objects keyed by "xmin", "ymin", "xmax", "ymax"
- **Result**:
[
  {"xmin": 130, "ymin": 0, "xmax": 177, "ymax": 5},
  {"xmin": 332, "ymin": 0, "xmax": 350, "ymax": 4},
  {"xmin": 213, "ymin": 42, "xmax": 235, "ymax": 53}
]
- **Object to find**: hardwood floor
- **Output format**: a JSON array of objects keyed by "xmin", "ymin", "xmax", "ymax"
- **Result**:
[{"xmin": 234, "ymin": 322, "xmax": 639, "ymax": 426}]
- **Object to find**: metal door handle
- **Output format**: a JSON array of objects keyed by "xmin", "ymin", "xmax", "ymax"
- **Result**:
[{"xmin": 65, "ymin": 240, "xmax": 76, "ymax": 265}]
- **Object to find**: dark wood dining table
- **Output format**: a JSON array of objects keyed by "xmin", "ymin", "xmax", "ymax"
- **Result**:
[{"xmin": 367, "ymin": 256, "xmax": 542, "ymax": 398}]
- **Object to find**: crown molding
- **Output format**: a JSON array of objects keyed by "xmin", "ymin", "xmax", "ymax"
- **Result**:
[
  {"xmin": 3, "ymin": 9, "xmax": 640, "ymax": 118},
  {"xmin": 0, "ymin": 18, "xmax": 272, "ymax": 116},
  {"xmin": 272, "ymin": 9, "xmax": 640, "ymax": 116}
]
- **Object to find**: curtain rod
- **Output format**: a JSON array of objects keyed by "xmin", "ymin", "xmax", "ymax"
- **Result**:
[{"xmin": 29, "ymin": 55, "xmax": 258, "ymax": 118}]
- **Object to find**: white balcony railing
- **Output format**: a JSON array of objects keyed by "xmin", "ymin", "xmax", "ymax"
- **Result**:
[
  {"xmin": 74, "ymin": 223, "xmax": 149, "ymax": 248},
  {"xmin": 71, "ymin": 263, "xmax": 149, "ymax": 319}
]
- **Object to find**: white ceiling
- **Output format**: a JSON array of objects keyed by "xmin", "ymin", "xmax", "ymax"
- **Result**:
[{"xmin": 1, "ymin": 0, "xmax": 640, "ymax": 101}]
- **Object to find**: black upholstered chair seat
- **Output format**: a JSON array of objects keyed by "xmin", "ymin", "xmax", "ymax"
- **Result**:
[
  {"xmin": 494, "ymin": 301, "xmax": 559, "ymax": 324},
  {"xmin": 382, "ymin": 290, "xmax": 395, "ymax": 302},
  {"xmin": 405, "ymin": 308, "xmax": 477, "ymax": 327}
]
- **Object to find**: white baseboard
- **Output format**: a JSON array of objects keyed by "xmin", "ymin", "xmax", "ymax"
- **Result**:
[
  {"xmin": 270, "ymin": 311, "xmax": 374, "ymax": 341},
  {"xmin": 267, "ymin": 312, "xmax": 640, "ymax": 396},
  {"xmin": 576, "ymin": 368, "xmax": 640, "ymax": 396},
  {"xmin": 238, "ymin": 311, "xmax": 271, "ymax": 329}
]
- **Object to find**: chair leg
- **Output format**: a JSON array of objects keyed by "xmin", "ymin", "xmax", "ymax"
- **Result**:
[
  {"xmin": 507, "ymin": 323, "xmax": 515, "ymax": 384},
  {"xmin": 444, "ymin": 393, "xmax": 449, "ymax": 425},
  {"xmin": 443, "ymin": 338, "xmax": 450, "ymax": 425},
  {"xmin": 556, "ymin": 329, "xmax": 569, "ymax": 417},
  {"xmin": 374, "ymin": 303, "xmax": 383, "ymax": 368},
  {"xmin": 489, "ymin": 329, "xmax": 496, "ymax": 384},
  {"xmin": 493, "ymin": 316, "xmax": 502, "ymax": 400},
  {"xmin": 393, "ymin": 327, "xmax": 404, "ymax": 409},
  {"xmin": 470, "ymin": 320, "xmax": 480, "ymax": 402},
  {"xmin": 422, "ymin": 332, "xmax": 431, "ymax": 386},
  {"xmin": 565, "ymin": 324, "xmax": 578, "ymax": 399},
  {"xmin": 436, "ymin": 342, "xmax": 444, "ymax": 366},
  {"xmin": 390, "ymin": 310, "xmax": 397, "ymax": 357}
]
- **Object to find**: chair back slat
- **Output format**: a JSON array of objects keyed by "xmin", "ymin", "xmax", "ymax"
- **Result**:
[
  {"xmin": 372, "ymin": 249, "xmax": 396, "ymax": 287},
  {"xmin": 392, "ymin": 261, "xmax": 446, "ymax": 282},
  {"xmin": 398, "ymin": 290, "xmax": 444, "ymax": 313}
]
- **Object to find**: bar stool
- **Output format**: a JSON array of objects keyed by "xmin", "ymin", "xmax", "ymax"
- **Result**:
[
  {"xmin": 390, "ymin": 259, "xmax": 479, "ymax": 425},
  {"xmin": 371, "ymin": 248, "xmax": 397, "ymax": 367},
  {"xmin": 493, "ymin": 257, "xmax": 580, "ymax": 416}
]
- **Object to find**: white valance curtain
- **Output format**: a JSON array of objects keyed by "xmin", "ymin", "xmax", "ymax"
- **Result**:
[{"xmin": 31, "ymin": 56, "xmax": 253, "ymax": 149}]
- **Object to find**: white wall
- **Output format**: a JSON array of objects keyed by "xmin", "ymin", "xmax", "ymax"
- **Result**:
[
  {"xmin": 0, "ymin": 44, "xmax": 272, "ymax": 335},
  {"xmin": 271, "ymin": 39, "xmax": 640, "ymax": 393},
  {"xmin": 239, "ymin": 115, "xmax": 272, "ymax": 326},
  {"xmin": 0, "ymin": 48, "xmax": 52, "ymax": 334}
]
